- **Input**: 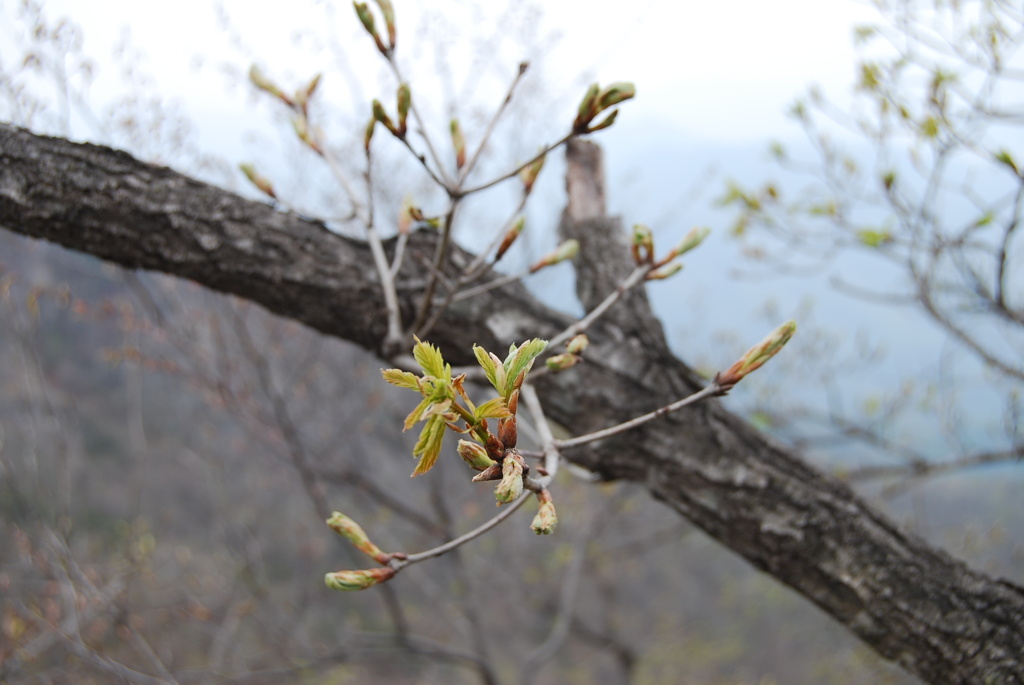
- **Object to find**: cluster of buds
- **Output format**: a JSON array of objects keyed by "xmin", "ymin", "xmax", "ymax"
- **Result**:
[
  {"xmin": 715, "ymin": 320, "xmax": 797, "ymax": 391},
  {"xmin": 243, "ymin": 67, "xmax": 326, "ymax": 188},
  {"xmin": 546, "ymin": 334, "xmax": 589, "ymax": 372},
  {"xmin": 628, "ymin": 225, "xmax": 711, "ymax": 281},
  {"xmin": 366, "ymin": 83, "xmax": 412, "ymax": 151},
  {"xmin": 529, "ymin": 239, "xmax": 580, "ymax": 273},
  {"xmin": 573, "ymin": 82, "xmax": 636, "ymax": 134},
  {"xmin": 354, "ymin": 0, "xmax": 396, "ymax": 56},
  {"xmin": 324, "ymin": 511, "xmax": 406, "ymax": 591}
]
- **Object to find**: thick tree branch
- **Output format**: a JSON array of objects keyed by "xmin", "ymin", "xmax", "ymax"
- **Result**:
[{"xmin": 2, "ymin": 124, "xmax": 1023, "ymax": 683}]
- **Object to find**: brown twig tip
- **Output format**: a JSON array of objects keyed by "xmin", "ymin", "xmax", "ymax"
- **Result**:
[{"xmin": 716, "ymin": 320, "xmax": 797, "ymax": 387}]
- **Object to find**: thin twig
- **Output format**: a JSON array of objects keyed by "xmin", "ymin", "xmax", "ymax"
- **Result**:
[
  {"xmin": 459, "ymin": 132, "xmax": 574, "ymax": 197},
  {"xmin": 555, "ymin": 382, "xmax": 723, "ymax": 451},
  {"xmin": 391, "ymin": 493, "xmax": 531, "ymax": 568},
  {"xmin": 459, "ymin": 61, "xmax": 529, "ymax": 183},
  {"xmin": 547, "ymin": 264, "xmax": 650, "ymax": 349},
  {"xmin": 521, "ymin": 384, "xmax": 559, "ymax": 484}
]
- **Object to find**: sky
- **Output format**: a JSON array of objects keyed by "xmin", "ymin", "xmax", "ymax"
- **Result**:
[{"xmin": 16, "ymin": 0, "xmax": 879, "ymax": 143}]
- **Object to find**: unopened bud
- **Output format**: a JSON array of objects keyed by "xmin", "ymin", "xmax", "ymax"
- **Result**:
[
  {"xmin": 291, "ymin": 116, "xmax": 321, "ymax": 154},
  {"xmin": 326, "ymin": 512, "xmax": 390, "ymax": 564},
  {"xmin": 294, "ymin": 73, "xmax": 322, "ymax": 112},
  {"xmin": 519, "ymin": 152, "xmax": 546, "ymax": 193},
  {"xmin": 596, "ymin": 82, "xmax": 636, "ymax": 110},
  {"xmin": 457, "ymin": 440, "xmax": 496, "ymax": 471},
  {"xmin": 495, "ymin": 217, "xmax": 525, "ymax": 261},
  {"xmin": 494, "ymin": 455, "xmax": 524, "ymax": 505},
  {"xmin": 396, "ymin": 83, "xmax": 411, "ymax": 137},
  {"xmin": 353, "ymin": 2, "xmax": 388, "ymax": 54},
  {"xmin": 584, "ymin": 109, "xmax": 619, "ymax": 133},
  {"xmin": 667, "ymin": 226, "xmax": 710, "ymax": 260},
  {"xmin": 716, "ymin": 320, "xmax": 797, "ymax": 388},
  {"xmin": 531, "ymin": 496, "xmax": 557, "ymax": 535},
  {"xmin": 450, "ymin": 119, "xmax": 466, "ymax": 169},
  {"xmin": 565, "ymin": 334, "xmax": 589, "ymax": 355},
  {"xmin": 498, "ymin": 417, "xmax": 518, "ymax": 450},
  {"xmin": 325, "ymin": 566, "xmax": 395, "ymax": 591},
  {"xmin": 646, "ymin": 262, "xmax": 683, "ymax": 281},
  {"xmin": 529, "ymin": 239, "xmax": 580, "ymax": 273},
  {"xmin": 364, "ymin": 117, "xmax": 376, "ymax": 152},
  {"xmin": 472, "ymin": 462, "xmax": 503, "ymax": 482},
  {"xmin": 249, "ymin": 65, "xmax": 291, "ymax": 105},
  {"xmin": 631, "ymin": 224, "xmax": 654, "ymax": 265},
  {"xmin": 238, "ymin": 163, "xmax": 276, "ymax": 199},
  {"xmin": 545, "ymin": 353, "xmax": 580, "ymax": 372},
  {"xmin": 573, "ymin": 83, "xmax": 600, "ymax": 132},
  {"xmin": 374, "ymin": 0, "xmax": 396, "ymax": 48},
  {"xmin": 372, "ymin": 99, "xmax": 397, "ymax": 135}
]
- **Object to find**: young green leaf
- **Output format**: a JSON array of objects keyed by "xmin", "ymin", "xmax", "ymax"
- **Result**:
[
  {"xmin": 473, "ymin": 344, "xmax": 500, "ymax": 392},
  {"xmin": 502, "ymin": 338, "xmax": 548, "ymax": 396},
  {"xmin": 413, "ymin": 338, "xmax": 449, "ymax": 379},
  {"xmin": 412, "ymin": 415, "xmax": 446, "ymax": 476},
  {"xmin": 382, "ymin": 368, "xmax": 421, "ymax": 391},
  {"xmin": 474, "ymin": 397, "xmax": 511, "ymax": 421},
  {"xmin": 403, "ymin": 395, "xmax": 434, "ymax": 431}
]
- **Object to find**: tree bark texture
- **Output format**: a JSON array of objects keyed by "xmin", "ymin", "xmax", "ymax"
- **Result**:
[{"xmin": 2, "ymin": 123, "xmax": 1023, "ymax": 684}]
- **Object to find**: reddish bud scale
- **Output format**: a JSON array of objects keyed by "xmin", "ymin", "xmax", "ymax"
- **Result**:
[{"xmin": 498, "ymin": 417, "xmax": 517, "ymax": 449}]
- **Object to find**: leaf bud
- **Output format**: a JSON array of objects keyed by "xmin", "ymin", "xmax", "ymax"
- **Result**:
[
  {"xmin": 291, "ymin": 116, "xmax": 322, "ymax": 154},
  {"xmin": 667, "ymin": 226, "xmax": 710, "ymax": 260},
  {"xmin": 457, "ymin": 440, "xmax": 496, "ymax": 471},
  {"xmin": 495, "ymin": 217, "xmax": 526, "ymax": 262},
  {"xmin": 498, "ymin": 417, "xmax": 517, "ymax": 450},
  {"xmin": 494, "ymin": 454, "xmax": 524, "ymax": 505},
  {"xmin": 716, "ymin": 320, "xmax": 797, "ymax": 389},
  {"xmin": 248, "ymin": 65, "xmax": 292, "ymax": 105},
  {"xmin": 450, "ymin": 118, "xmax": 466, "ymax": 169},
  {"xmin": 326, "ymin": 511, "xmax": 390, "ymax": 564},
  {"xmin": 583, "ymin": 109, "xmax": 619, "ymax": 133},
  {"xmin": 519, "ymin": 152, "xmax": 546, "ymax": 193},
  {"xmin": 646, "ymin": 262, "xmax": 683, "ymax": 281},
  {"xmin": 529, "ymin": 239, "xmax": 580, "ymax": 273},
  {"xmin": 596, "ymin": 82, "xmax": 636, "ymax": 110},
  {"xmin": 396, "ymin": 83, "xmax": 411, "ymax": 137},
  {"xmin": 372, "ymin": 99, "xmax": 397, "ymax": 135},
  {"xmin": 353, "ymin": 2, "xmax": 388, "ymax": 54},
  {"xmin": 565, "ymin": 334, "xmax": 589, "ymax": 355},
  {"xmin": 545, "ymin": 353, "xmax": 580, "ymax": 372},
  {"xmin": 573, "ymin": 83, "xmax": 600, "ymax": 132},
  {"xmin": 531, "ymin": 496, "xmax": 557, "ymax": 535},
  {"xmin": 238, "ymin": 163, "xmax": 276, "ymax": 199},
  {"xmin": 374, "ymin": 0, "xmax": 396, "ymax": 48},
  {"xmin": 325, "ymin": 566, "xmax": 395, "ymax": 591},
  {"xmin": 631, "ymin": 224, "xmax": 654, "ymax": 265},
  {"xmin": 364, "ymin": 117, "xmax": 376, "ymax": 152},
  {"xmin": 472, "ymin": 462, "xmax": 503, "ymax": 482}
]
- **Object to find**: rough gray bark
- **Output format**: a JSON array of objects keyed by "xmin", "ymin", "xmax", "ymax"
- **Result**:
[{"xmin": 2, "ymin": 123, "xmax": 1023, "ymax": 684}]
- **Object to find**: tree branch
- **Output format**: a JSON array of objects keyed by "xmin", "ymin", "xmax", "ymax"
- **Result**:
[{"xmin": 3, "ymin": 123, "xmax": 1024, "ymax": 683}]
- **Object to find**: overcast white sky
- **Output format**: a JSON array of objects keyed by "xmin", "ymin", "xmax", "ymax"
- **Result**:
[{"xmin": 22, "ymin": 0, "xmax": 878, "ymax": 144}]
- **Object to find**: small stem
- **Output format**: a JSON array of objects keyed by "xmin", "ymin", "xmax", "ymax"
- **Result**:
[
  {"xmin": 391, "ymin": 493, "xmax": 531, "ymax": 568},
  {"xmin": 521, "ymin": 384, "xmax": 559, "ymax": 485},
  {"xmin": 412, "ymin": 200, "xmax": 461, "ymax": 337},
  {"xmin": 386, "ymin": 59, "xmax": 453, "ymax": 187},
  {"xmin": 555, "ymin": 381, "xmax": 723, "ymax": 451},
  {"xmin": 547, "ymin": 265, "xmax": 651, "ymax": 349},
  {"xmin": 459, "ymin": 62, "xmax": 529, "ymax": 183},
  {"xmin": 459, "ymin": 132, "xmax": 575, "ymax": 197}
]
